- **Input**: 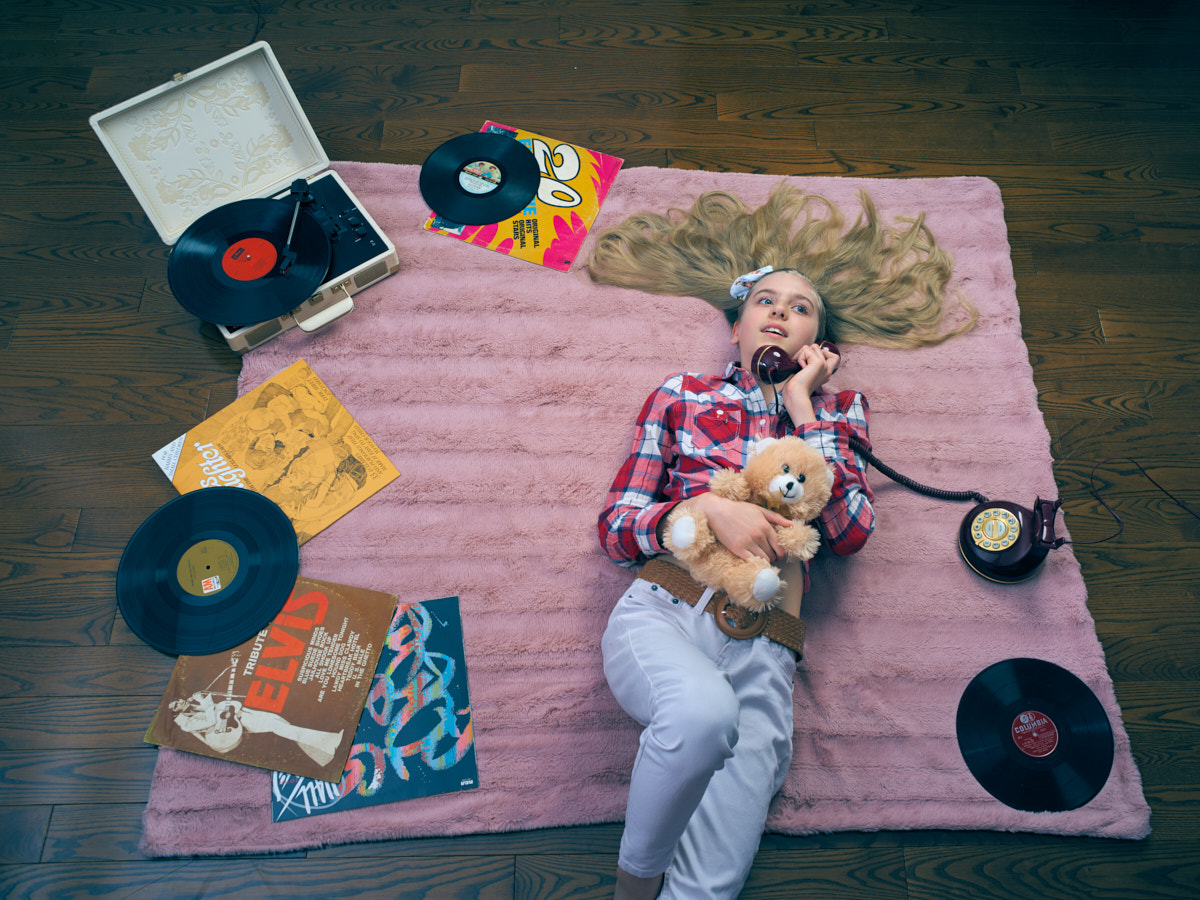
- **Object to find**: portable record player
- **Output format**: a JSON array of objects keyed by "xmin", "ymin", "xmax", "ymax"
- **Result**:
[{"xmin": 89, "ymin": 41, "xmax": 398, "ymax": 352}]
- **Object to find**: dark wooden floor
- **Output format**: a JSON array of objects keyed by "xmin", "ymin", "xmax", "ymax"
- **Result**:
[{"xmin": 2, "ymin": 0, "xmax": 1199, "ymax": 897}]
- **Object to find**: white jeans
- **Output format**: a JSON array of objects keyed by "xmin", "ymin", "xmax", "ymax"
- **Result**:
[{"xmin": 602, "ymin": 576, "xmax": 797, "ymax": 899}]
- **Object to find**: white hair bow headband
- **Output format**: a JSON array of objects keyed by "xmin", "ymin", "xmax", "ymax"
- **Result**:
[{"xmin": 730, "ymin": 265, "xmax": 775, "ymax": 301}]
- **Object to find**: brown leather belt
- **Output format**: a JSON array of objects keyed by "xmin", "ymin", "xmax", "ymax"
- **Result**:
[{"xmin": 638, "ymin": 558, "xmax": 805, "ymax": 658}]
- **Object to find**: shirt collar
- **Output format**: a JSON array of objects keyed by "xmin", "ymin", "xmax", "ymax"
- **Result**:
[
  {"xmin": 722, "ymin": 360, "xmax": 780, "ymax": 418},
  {"xmin": 722, "ymin": 360, "xmax": 755, "ymax": 387}
]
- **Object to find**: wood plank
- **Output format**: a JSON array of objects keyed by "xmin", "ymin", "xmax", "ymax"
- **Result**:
[
  {"xmin": 719, "ymin": 91, "xmax": 1200, "ymax": 124},
  {"xmin": 514, "ymin": 847, "xmax": 911, "ymax": 900},
  {"xmin": 0, "ymin": 384, "xmax": 215, "ymax": 426},
  {"xmin": 1030, "ymin": 379, "xmax": 1151, "ymax": 420},
  {"xmin": 0, "ymin": 695, "xmax": 161, "ymax": 750},
  {"xmin": 460, "ymin": 61, "xmax": 1021, "ymax": 94},
  {"xmin": 0, "ymin": 748, "xmax": 156, "ymax": 804},
  {"xmin": 1018, "ymin": 67, "xmax": 1200, "ymax": 98},
  {"xmin": 1097, "ymin": 622, "xmax": 1200, "ymax": 681},
  {"xmin": 71, "ymin": 507, "xmax": 166, "ymax": 553},
  {"xmin": 816, "ymin": 118, "xmax": 1052, "ymax": 152},
  {"xmin": 0, "ymin": 645, "xmax": 172, "ymax": 698},
  {"xmin": 1051, "ymin": 121, "xmax": 1200, "ymax": 154},
  {"xmin": 84, "ymin": 61, "xmax": 464, "ymax": 104},
  {"xmin": 311, "ymin": 89, "xmax": 721, "ymax": 130},
  {"xmin": 0, "ymin": 806, "xmax": 51, "ymax": 864},
  {"xmin": 0, "ymin": 277, "xmax": 145, "ymax": 316},
  {"xmin": 557, "ymin": 14, "xmax": 887, "ymax": 45},
  {"xmin": 0, "ymin": 508, "xmax": 79, "ymax": 551},
  {"xmin": 0, "ymin": 425, "xmax": 199, "ymax": 473},
  {"xmin": 0, "ymin": 423, "xmax": 192, "ymax": 507},
  {"xmin": 41, "ymin": 804, "xmax": 148, "ymax": 863},
  {"xmin": 1144, "ymin": 379, "xmax": 1200, "ymax": 419},
  {"xmin": 0, "ymin": 465, "xmax": 175, "ymax": 508},
  {"xmin": 0, "ymin": 856, "xmax": 517, "ymax": 899},
  {"xmin": 0, "ymin": 310, "xmax": 240, "ymax": 389},
  {"xmin": 0, "ymin": 550, "xmax": 119, "ymax": 646},
  {"xmin": 782, "ymin": 39, "xmax": 1200, "ymax": 73},
  {"xmin": 883, "ymin": 15, "xmax": 1126, "ymax": 43},
  {"xmin": 902, "ymin": 840, "xmax": 1200, "ymax": 900},
  {"xmin": 56, "ymin": 8, "xmax": 562, "ymax": 43},
  {"xmin": 381, "ymin": 120, "xmax": 814, "ymax": 158}
]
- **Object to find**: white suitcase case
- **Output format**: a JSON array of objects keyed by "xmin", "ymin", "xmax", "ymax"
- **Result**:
[{"xmin": 89, "ymin": 41, "xmax": 398, "ymax": 352}]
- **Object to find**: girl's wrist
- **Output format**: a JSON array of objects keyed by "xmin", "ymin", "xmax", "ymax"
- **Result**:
[{"xmin": 784, "ymin": 393, "xmax": 816, "ymax": 426}]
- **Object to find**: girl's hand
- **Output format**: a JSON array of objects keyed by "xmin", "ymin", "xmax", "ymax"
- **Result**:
[
  {"xmin": 686, "ymin": 492, "xmax": 793, "ymax": 562},
  {"xmin": 787, "ymin": 343, "xmax": 838, "ymax": 394},
  {"xmin": 779, "ymin": 342, "xmax": 839, "ymax": 425}
]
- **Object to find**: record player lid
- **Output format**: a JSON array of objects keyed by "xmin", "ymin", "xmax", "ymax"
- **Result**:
[{"xmin": 89, "ymin": 41, "xmax": 328, "ymax": 245}]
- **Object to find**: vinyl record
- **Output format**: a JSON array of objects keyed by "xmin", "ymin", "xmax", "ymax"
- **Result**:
[
  {"xmin": 956, "ymin": 658, "xmax": 1114, "ymax": 813},
  {"xmin": 168, "ymin": 197, "xmax": 332, "ymax": 325},
  {"xmin": 117, "ymin": 487, "xmax": 300, "ymax": 656},
  {"xmin": 419, "ymin": 131, "xmax": 540, "ymax": 226}
]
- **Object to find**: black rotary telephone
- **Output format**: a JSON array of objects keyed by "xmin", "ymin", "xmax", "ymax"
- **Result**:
[{"xmin": 752, "ymin": 344, "xmax": 1198, "ymax": 584}]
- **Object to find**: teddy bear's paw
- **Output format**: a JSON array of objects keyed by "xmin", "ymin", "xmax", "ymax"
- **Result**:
[
  {"xmin": 752, "ymin": 568, "xmax": 781, "ymax": 604},
  {"xmin": 799, "ymin": 529, "xmax": 821, "ymax": 558},
  {"xmin": 670, "ymin": 515, "xmax": 697, "ymax": 550},
  {"xmin": 778, "ymin": 523, "xmax": 821, "ymax": 560}
]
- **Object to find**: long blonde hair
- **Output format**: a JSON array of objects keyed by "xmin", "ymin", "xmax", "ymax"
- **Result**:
[{"xmin": 587, "ymin": 184, "xmax": 977, "ymax": 348}]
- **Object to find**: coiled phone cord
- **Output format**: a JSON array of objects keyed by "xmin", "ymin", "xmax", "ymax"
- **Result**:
[
  {"xmin": 846, "ymin": 435, "xmax": 1199, "ymax": 546},
  {"xmin": 847, "ymin": 433, "xmax": 990, "ymax": 505}
]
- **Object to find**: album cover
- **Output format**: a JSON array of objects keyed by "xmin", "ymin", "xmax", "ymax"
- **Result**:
[
  {"xmin": 423, "ymin": 121, "xmax": 623, "ymax": 272},
  {"xmin": 145, "ymin": 577, "xmax": 398, "ymax": 782},
  {"xmin": 152, "ymin": 359, "xmax": 399, "ymax": 544},
  {"xmin": 270, "ymin": 596, "xmax": 478, "ymax": 821}
]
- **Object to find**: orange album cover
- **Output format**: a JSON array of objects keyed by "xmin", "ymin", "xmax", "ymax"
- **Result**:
[
  {"xmin": 152, "ymin": 360, "xmax": 399, "ymax": 544},
  {"xmin": 145, "ymin": 577, "xmax": 398, "ymax": 782},
  {"xmin": 423, "ymin": 121, "xmax": 623, "ymax": 272}
]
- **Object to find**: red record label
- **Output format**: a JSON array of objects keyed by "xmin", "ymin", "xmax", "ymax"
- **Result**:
[
  {"xmin": 222, "ymin": 237, "xmax": 278, "ymax": 281},
  {"xmin": 1011, "ymin": 709, "xmax": 1059, "ymax": 758}
]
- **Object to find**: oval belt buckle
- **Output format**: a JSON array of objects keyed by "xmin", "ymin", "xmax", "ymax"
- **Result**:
[{"xmin": 713, "ymin": 595, "xmax": 768, "ymax": 640}]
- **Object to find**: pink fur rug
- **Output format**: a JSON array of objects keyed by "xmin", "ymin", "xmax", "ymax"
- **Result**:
[{"xmin": 140, "ymin": 163, "xmax": 1150, "ymax": 856}]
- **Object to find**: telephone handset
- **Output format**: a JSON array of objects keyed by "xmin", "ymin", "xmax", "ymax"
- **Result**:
[{"xmin": 749, "ymin": 344, "xmax": 1198, "ymax": 584}]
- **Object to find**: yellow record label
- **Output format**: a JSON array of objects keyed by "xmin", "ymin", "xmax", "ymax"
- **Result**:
[{"xmin": 176, "ymin": 539, "xmax": 240, "ymax": 596}]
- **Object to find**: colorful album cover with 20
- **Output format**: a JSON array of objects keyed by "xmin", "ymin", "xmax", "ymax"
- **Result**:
[
  {"xmin": 423, "ymin": 121, "xmax": 624, "ymax": 272},
  {"xmin": 270, "ymin": 595, "xmax": 478, "ymax": 820}
]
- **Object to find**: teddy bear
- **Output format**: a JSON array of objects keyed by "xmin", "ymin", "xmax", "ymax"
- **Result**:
[{"xmin": 663, "ymin": 436, "xmax": 833, "ymax": 612}]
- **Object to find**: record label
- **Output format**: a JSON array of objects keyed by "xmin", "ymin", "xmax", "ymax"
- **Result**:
[
  {"xmin": 117, "ymin": 487, "xmax": 300, "ymax": 655},
  {"xmin": 222, "ymin": 237, "xmax": 278, "ymax": 281},
  {"xmin": 168, "ymin": 197, "xmax": 332, "ymax": 325},
  {"xmin": 459, "ymin": 160, "xmax": 503, "ymax": 195},
  {"xmin": 1011, "ymin": 710, "xmax": 1058, "ymax": 758},
  {"xmin": 176, "ymin": 538, "xmax": 240, "ymax": 596},
  {"xmin": 956, "ymin": 657, "xmax": 1114, "ymax": 813}
]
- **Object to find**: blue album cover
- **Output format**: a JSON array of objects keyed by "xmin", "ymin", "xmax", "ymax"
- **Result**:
[{"xmin": 270, "ymin": 596, "xmax": 478, "ymax": 820}]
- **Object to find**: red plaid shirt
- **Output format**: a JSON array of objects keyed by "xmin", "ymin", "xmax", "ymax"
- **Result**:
[{"xmin": 599, "ymin": 363, "xmax": 874, "ymax": 574}]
